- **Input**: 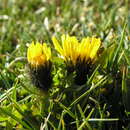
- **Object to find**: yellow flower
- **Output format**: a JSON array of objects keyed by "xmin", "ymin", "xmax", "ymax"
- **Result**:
[
  {"xmin": 27, "ymin": 42, "xmax": 51, "ymax": 67},
  {"xmin": 52, "ymin": 35, "xmax": 79, "ymax": 65},
  {"xmin": 52, "ymin": 35, "xmax": 101, "ymax": 65},
  {"xmin": 78, "ymin": 37, "xmax": 101, "ymax": 62},
  {"xmin": 27, "ymin": 42, "xmax": 52, "ymax": 90},
  {"xmin": 52, "ymin": 34, "xmax": 101, "ymax": 85}
]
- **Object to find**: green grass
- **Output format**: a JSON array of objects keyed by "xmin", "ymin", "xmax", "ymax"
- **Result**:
[{"xmin": 0, "ymin": 0, "xmax": 130, "ymax": 129}]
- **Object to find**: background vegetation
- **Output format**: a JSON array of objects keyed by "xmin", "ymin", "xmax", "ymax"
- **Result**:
[{"xmin": 0, "ymin": 0, "xmax": 130, "ymax": 129}]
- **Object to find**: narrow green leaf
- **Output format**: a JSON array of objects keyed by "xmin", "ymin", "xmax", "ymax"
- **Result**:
[
  {"xmin": 70, "ymin": 76, "xmax": 108, "ymax": 107},
  {"xmin": 0, "ymin": 107, "xmax": 32, "ymax": 130},
  {"xmin": 58, "ymin": 102, "xmax": 75, "ymax": 119},
  {"xmin": 9, "ymin": 98, "xmax": 39, "ymax": 129},
  {"xmin": 112, "ymin": 22, "xmax": 127, "ymax": 64},
  {"xmin": 122, "ymin": 66, "xmax": 130, "ymax": 111}
]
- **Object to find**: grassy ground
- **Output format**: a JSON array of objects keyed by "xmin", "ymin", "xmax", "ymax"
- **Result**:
[{"xmin": 0, "ymin": 0, "xmax": 130, "ymax": 129}]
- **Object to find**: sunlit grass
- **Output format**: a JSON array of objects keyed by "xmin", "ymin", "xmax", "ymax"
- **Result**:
[{"xmin": 0, "ymin": 0, "xmax": 130, "ymax": 129}]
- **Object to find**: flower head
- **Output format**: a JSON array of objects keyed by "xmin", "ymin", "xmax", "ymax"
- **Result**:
[
  {"xmin": 27, "ymin": 42, "xmax": 51, "ymax": 68},
  {"xmin": 52, "ymin": 35, "xmax": 79, "ymax": 65},
  {"xmin": 78, "ymin": 37, "xmax": 101, "ymax": 62},
  {"xmin": 52, "ymin": 34, "xmax": 101, "ymax": 85},
  {"xmin": 52, "ymin": 35, "xmax": 101, "ymax": 65},
  {"xmin": 27, "ymin": 42, "xmax": 52, "ymax": 90}
]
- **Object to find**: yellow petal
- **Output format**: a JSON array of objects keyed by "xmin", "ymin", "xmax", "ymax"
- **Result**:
[
  {"xmin": 27, "ymin": 41, "xmax": 51, "ymax": 67},
  {"xmin": 90, "ymin": 38, "xmax": 101, "ymax": 59},
  {"xmin": 69, "ymin": 36, "xmax": 79, "ymax": 64},
  {"xmin": 52, "ymin": 36, "xmax": 63, "ymax": 55},
  {"xmin": 43, "ymin": 43, "xmax": 51, "ymax": 60},
  {"xmin": 27, "ymin": 41, "xmax": 35, "ymax": 62},
  {"xmin": 62, "ymin": 35, "xmax": 68, "ymax": 58},
  {"xmin": 61, "ymin": 34, "xmax": 66, "ymax": 46},
  {"xmin": 79, "ymin": 37, "xmax": 91, "ymax": 61}
]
